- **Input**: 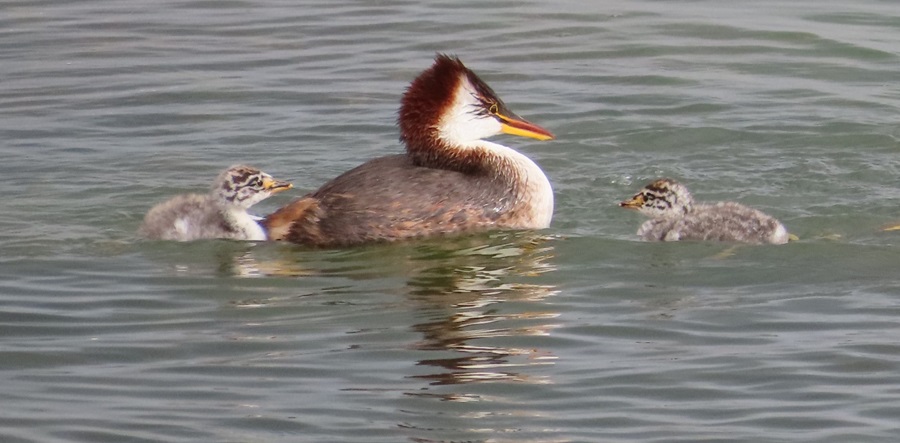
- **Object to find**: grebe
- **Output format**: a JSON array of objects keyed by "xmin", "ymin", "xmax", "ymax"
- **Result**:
[
  {"xmin": 139, "ymin": 165, "xmax": 293, "ymax": 241},
  {"xmin": 264, "ymin": 54, "xmax": 555, "ymax": 247},
  {"xmin": 619, "ymin": 178, "xmax": 789, "ymax": 244}
]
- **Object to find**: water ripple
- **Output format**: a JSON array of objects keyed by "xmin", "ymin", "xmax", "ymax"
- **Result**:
[{"xmin": 3, "ymin": 0, "xmax": 900, "ymax": 442}]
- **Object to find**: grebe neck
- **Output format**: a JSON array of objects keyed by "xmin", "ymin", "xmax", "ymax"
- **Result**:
[
  {"xmin": 221, "ymin": 206, "xmax": 266, "ymax": 241},
  {"xmin": 408, "ymin": 139, "xmax": 553, "ymax": 228},
  {"xmin": 405, "ymin": 137, "xmax": 501, "ymax": 175}
]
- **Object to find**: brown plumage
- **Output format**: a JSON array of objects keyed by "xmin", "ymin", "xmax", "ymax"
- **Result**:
[{"xmin": 264, "ymin": 54, "xmax": 554, "ymax": 247}]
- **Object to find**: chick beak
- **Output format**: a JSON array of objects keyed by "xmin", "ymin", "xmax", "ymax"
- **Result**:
[
  {"xmin": 619, "ymin": 195, "xmax": 645, "ymax": 209},
  {"xmin": 263, "ymin": 177, "xmax": 293, "ymax": 193}
]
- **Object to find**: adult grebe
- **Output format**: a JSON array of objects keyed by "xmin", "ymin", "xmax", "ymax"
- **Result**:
[
  {"xmin": 619, "ymin": 178, "xmax": 790, "ymax": 244},
  {"xmin": 139, "ymin": 165, "xmax": 293, "ymax": 241},
  {"xmin": 264, "ymin": 54, "xmax": 554, "ymax": 247}
]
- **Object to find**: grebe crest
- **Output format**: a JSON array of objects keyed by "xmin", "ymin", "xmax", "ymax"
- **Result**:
[
  {"xmin": 620, "ymin": 178, "xmax": 789, "ymax": 245},
  {"xmin": 140, "ymin": 165, "xmax": 292, "ymax": 241},
  {"xmin": 399, "ymin": 54, "xmax": 553, "ymax": 170}
]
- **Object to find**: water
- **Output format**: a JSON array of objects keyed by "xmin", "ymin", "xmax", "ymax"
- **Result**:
[{"xmin": 2, "ymin": 0, "xmax": 900, "ymax": 441}]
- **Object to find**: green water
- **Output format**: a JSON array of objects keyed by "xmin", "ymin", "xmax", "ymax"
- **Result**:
[{"xmin": 2, "ymin": 0, "xmax": 900, "ymax": 441}]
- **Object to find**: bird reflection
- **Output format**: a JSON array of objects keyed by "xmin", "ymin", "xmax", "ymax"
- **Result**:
[
  {"xmin": 147, "ymin": 231, "xmax": 565, "ymax": 443},
  {"xmin": 396, "ymin": 235, "xmax": 563, "ymax": 443},
  {"xmin": 411, "ymin": 307, "xmax": 559, "ymax": 386},
  {"xmin": 200, "ymin": 230, "xmax": 561, "ymax": 389},
  {"xmin": 403, "ymin": 234, "xmax": 560, "ymax": 387}
]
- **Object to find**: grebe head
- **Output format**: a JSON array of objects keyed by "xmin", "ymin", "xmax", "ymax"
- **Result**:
[
  {"xmin": 398, "ymin": 54, "xmax": 554, "ymax": 154},
  {"xmin": 620, "ymin": 178, "xmax": 694, "ymax": 218},
  {"xmin": 212, "ymin": 165, "xmax": 293, "ymax": 210}
]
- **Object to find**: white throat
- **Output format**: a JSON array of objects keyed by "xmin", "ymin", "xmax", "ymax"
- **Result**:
[
  {"xmin": 437, "ymin": 76, "xmax": 503, "ymax": 147},
  {"xmin": 223, "ymin": 207, "xmax": 267, "ymax": 241}
]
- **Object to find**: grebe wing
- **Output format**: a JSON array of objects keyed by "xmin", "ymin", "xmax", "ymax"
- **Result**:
[{"xmin": 263, "ymin": 155, "xmax": 514, "ymax": 247}]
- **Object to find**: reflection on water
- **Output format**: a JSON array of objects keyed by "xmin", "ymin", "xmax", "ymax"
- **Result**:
[
  {"xmin": 404, "ymin": 235, "xmax": 560, "ymax": 387},
  {"xmin": 214, "ymin": 232, "xmax": 562, "ymax": 388},
  {"xmin": 397, "ymin": 235, "xmax": 565, "ymax": 443},
  {"xmin": 139, "ymin": 240, "xmax": 267, "ymax": 277},
  {"xmin": 166, "ymin": 233, "xmax": 565, "ymax": 441},
  {"xmin": 409, "ymin": 282, "xmax": 558, "ymax": 386}
]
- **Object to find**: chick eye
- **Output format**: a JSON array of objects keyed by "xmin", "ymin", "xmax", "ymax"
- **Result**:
[
  {"xmin": 251, "ymin": 178, "xmax": 262, "ymax": 187},
  {"xmin": 489, "ymin": 103, "xmax": 499, "ymax": 114}
]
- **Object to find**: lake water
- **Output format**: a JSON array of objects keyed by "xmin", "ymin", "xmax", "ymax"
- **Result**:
[{"xmin": 3, "ymin": 0, "xmax": 900, "ymax": 441}]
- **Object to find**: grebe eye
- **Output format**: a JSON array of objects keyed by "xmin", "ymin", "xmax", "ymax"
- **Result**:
[{"xmin": 490, "ymin": 104, "xmax": 499, "ymax": 114}]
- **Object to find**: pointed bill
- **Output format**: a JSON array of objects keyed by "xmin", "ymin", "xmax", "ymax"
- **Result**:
[
  {"xmin": 263, "ymin": 177, "xmax": 293, "ymax": 193},
  {"xmin": 496, "ymin": 112, "xmax": 554, "ymax": 141}
]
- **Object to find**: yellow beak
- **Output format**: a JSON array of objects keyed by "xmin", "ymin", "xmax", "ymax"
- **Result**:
[
  {"xmin": 619, "ymin": 195, "xmax": 645, "ymax": 209},
  {"xmin": 263, "ymin": 177, "xmax": 293, "ymax": 193},
  {"xmin": 497, "ymin": 113, "xmax": 555, "ymax": 141}
]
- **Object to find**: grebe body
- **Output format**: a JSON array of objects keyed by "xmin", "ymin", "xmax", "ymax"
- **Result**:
[{"xmin": 265, "ymin": 55, "xmax": 554, "ymax": 247}]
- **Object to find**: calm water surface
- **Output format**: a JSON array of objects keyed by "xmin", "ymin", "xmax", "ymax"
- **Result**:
[{"xmin": 2, "ymin": 0, "xmax": 900, "ymax": 442}]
